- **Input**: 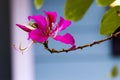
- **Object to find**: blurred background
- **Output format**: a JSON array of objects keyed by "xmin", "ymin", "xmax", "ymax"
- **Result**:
[{"xmin": 0, "ymin": 0, "xmax": 120, "ymax": 80}]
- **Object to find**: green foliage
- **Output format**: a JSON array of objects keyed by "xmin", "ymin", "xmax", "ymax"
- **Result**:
[
  {"xmin": 96, "ymin": 0, "xmax": 115, "ymax": 6},
  {"xmin": 110, "ymin": 65, "xmax": 118, "ymax": 78},
  {"xmin": 34, "ymin": 0, "xmax": 44, "ymax": 10},
  {"xmin": 64, "ymin": 0, "xmax": 93, "ymax": 21},
  {"xmin": 100, "ymin": 6, "xmax": 120, "ymax": 35}
]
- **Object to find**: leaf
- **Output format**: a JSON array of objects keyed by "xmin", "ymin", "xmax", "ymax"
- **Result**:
[
  {"xmin": 64, "ymin": 0, "xmax": 93, "ymax": 21},
  {"xmin": 110, "ymin": 65, "xmax": 118, "ymax": 78},
  {"xmin": 34, "ymin": 0, "xmax": 44, "ymax": 10},
  {"xmin": 96, "ymin": 0, "xmax": 115, "ymax": 6},
  {"xmin": 100, "ymin": 6, "xmax": 120, "ymax": 35}
]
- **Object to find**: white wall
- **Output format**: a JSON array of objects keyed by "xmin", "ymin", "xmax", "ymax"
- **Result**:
[{"xmin": 10, "ymin": 0, "xmax": 35, "ymax": 80}]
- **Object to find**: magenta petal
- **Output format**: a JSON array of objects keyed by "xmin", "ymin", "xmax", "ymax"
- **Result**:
[
  {"xmin": 53, "ymin": 33, "xmax": 75, "ymax": 46},
  {"xmin": 44, "ymin": 11, "xmax": 57, "ymax": 23},
  {"xmin": 28, "ymin": 15, "xmax": 47, "ymax": 31},
  {"xmin": 16, "ymin": 24, "xmax": 31, "ymax": 32},
  {"xmin": 57, "ymin": 17, "xmax": 71, "ymax": 31},
  {"xmin": 44, "ymin": 11, "xmax": 57, "ymax": 28},
  {"xmin": 29, "ymin": 29, "xmax": 48, "ymax": 43}
]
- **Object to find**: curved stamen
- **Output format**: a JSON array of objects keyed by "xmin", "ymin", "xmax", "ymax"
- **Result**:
[{"xmin": 13, "ymin": 41, "xmax": 34, "ymax": 54}]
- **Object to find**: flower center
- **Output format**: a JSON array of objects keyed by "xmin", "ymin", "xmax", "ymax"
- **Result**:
[{"xmin": 29, "ymin": 22, "xmax": 38, "ymax": 29}]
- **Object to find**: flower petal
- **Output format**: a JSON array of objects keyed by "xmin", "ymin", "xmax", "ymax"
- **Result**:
[
  {"xmin": 16, "ymin": 24, "xmax": 31, "ymax": 32},
  {"xmin": 57, "ymin": 17, "xmax": 71, "ymax": 31},
  {"xmin": 53, "ymin": 33, "xmax": 75, "ymax": 47},
  {"xmin": 45, "ymin": 11, "xmax": 57, "ymax": 23},
  {"xmin": 44, "ymin": 11, "xmax": 57, "ymax": 28},
  {"xmin": 28, "ymin": 15, "xmax": 47, "ymax": 32},
  {"xmin": 29, "ymin": 29, "xmax": 48, "ymax": 43}
]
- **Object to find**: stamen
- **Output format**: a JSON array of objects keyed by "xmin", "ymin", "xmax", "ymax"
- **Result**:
[
  {"xmin": 52, "ymin": 22, "xmax": 57, "ymax": 29},
  {"xmin": 29, "ymin": 22, "xmax": 38, "ymax": 28},
  {"xmin": 12, "ymin": 41, "xmax": 34, "ymax": 54},
  {"xmin": 53, "ymin": 26, "xmax": 60, "ymax": 38}
]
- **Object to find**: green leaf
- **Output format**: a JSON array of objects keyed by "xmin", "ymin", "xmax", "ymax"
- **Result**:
[
  {"xmin": 96, "ymin": 0, "xmax": 115, "ymax": 6},
  {"xmin": 64, "ymin": 0, "xmax": 93, "ymax": 21},
  {"xmin": 34, "ymin": 0, "xmax": 44, "ymax": 10},
  {"xmin": 100, "ymin": 6, "xmax": 120, "ymax": 35},
  {"xmin": 110, "ymin": 65, "xmax": 118, "ymax": 78}
]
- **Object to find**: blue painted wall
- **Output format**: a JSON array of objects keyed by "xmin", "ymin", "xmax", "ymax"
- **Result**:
[{"xmin": 32, "ymin": 0, "xmax": 120, "ymax": 80}]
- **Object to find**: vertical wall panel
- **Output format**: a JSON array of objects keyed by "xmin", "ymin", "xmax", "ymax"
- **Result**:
[
  {"xmin": 0, "ymin": 0, "xmax": 11, "ymax": 80},
  {"xmin": 10, "ymin": 0, "xmax": 35, "ymax": 80}
]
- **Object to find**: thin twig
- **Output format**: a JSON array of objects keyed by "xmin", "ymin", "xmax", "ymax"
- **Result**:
[{"xmin": 43, "ymin": 31, "xmax": 120, "ymax": 53}]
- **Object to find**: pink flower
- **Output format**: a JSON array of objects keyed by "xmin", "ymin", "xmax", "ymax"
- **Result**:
[{"xmin": 16, "ymin": 11, "xmax": 75, "ymax": 51}]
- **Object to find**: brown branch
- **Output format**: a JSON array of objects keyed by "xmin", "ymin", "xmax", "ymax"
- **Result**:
[{"xmin": 42, "ymin": 31, "xmax": 120, "ymax": 53}]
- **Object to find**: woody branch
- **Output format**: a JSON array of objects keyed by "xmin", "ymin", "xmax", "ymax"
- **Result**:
[{"xmin": 43, "ymin": 31, "xmax": 120, "ymax": 53}]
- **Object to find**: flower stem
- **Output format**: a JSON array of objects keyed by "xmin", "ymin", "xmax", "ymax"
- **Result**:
[{"xmin": 42, "ymin": 31, "xmax": 120, "ymax": 53}]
